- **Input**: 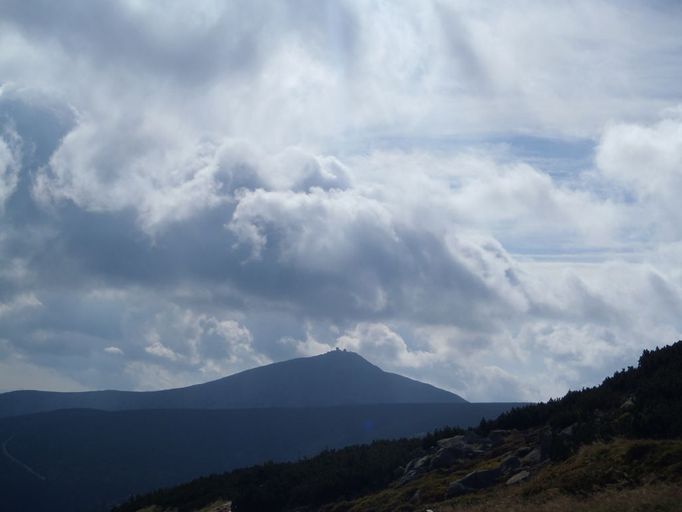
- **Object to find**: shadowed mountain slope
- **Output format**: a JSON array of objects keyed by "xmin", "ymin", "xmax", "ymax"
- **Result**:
[
  {"xmin": 0, "ymin": 403, "xmax": 518, "ymax": 512},
  {"xmin": 0, "ymin": 350, "xmax": 465, "ymax": 418}
]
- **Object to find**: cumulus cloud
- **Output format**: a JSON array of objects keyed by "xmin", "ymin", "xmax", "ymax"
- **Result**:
[
  {"xmin": 596, "ymin": 115, "xmax": 682, "ymax": 241},
  {"xmin": 0, "ymin": 127, "xmax": 20, "ymax": 210},
  {"xmin": 0, "ymin": 1, "xmax": 681, "ymax": 401},
  {"xmin": 336, "ymin": 323, "xmax": 436, "ymax": 369}
]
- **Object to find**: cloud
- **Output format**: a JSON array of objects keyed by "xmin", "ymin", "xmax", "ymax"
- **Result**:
[
  {"xmin": 0, "ymin": 292, "xmax": 41, "ymax": 317},
  {"xmin": 336, "ymin": 323, "xmax": 435, "ymax": 369},
  {"xmin": 0, "ymin": 127, "xmax": 20, "ymax": 210},
  {"xmin": 0, "ymin": 2, "xmax": 681, "ymax": 401},
  {"xmin": 0, "ymin": 357, "xmax": 87, "ymax": 393},
  {"xmin": 596, "ymin": 115, "xmax": 682, "ymax": 241}
]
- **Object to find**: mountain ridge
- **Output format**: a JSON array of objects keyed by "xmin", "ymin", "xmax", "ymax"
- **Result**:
[{"xmin": 0, "ymin": 350, "xmax": 466, "ymax": 417}]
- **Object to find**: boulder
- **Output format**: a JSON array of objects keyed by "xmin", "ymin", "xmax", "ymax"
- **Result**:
[
  {"xmin": 438, "ymin": 435, "xmax": 465, "ymax": 449},
  {"xmin": 397, "ymin": 469, "xmax": 421, "ymax": 486},
  {"xmin": 489, "ymin": 429, "xmax": 510, "ymax": 445},
  {"xmin": 464, "ymin": 430, "xmax": 482, "ymax": 444},
  {"xmin": 430, "ymin": 446, "xmax": 461, "ymax": 469},
  {"xmin": 500, "ymin": 455, "xmax": 521, "ymax": 473},
  {"xmin": 457, "ymin": 467, "xmax": 502, "ymax": 489},
  {"xmin": 621, "ymin": 397, "xmax": 635, "ymax": 411},
  {"xmin": 404, "ymin": 454, "xmax": 431, "ymax": 474},
  {"xmin": 399, "ymin": 455, "xmax": 433, "ymax": 486},
  {"xmin": 506, "ymin": 470, "xmax": 530, "ymax": 485},
  {"xmin": 477, "ymin": 437, "xmax": 494, "ymax": 447},
  {"xmin": 514, "ymin": 446, "xmax": 533, "ymax": 458},
  {"xmin": 521, "ymin": 447, "xmax": 542, "ymax": 465},
  {"xmin": 445, "ymin": 466, "xmax": 504, "ymax": 498},
  {"xmin": 445, "ymin": 481, "xmax": 471, "ymax": 498},
  {"xmin": 438, "ymin": 437, "xmax": 480, "ymax": 458}
]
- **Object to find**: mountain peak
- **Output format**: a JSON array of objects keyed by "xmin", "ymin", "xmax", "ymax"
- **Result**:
[
  {"xmin": 0, "ymin": 350, "xmax": 466, "ymax": 417},
  {"xmin": 309, "ymin": 348, "xmax": 376, "ymax": 364}
]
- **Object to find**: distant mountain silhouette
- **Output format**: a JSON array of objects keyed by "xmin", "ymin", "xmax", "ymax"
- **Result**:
[{"xmin": 0, "ymin": 350, "xmax": 465, "ymax": 417}]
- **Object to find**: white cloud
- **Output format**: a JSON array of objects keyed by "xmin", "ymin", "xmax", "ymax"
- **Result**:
[
  {"xmin": 38, "ymin": 115, "xmax": 230, "ymax": 233},
  {"xmin": 596, "ymin": 115, "xmax": 682, "ymax": 241},
  {"xmin": 0, "ymin": 129, "xmax": 20, "ymax": 211},
  {"xmin": 0, "ymin": 1, "xmax": 682, "ymax": 401},
  {"xmin": 145, "ymin": 340, "xmax": 180, "ymax": 361},
  {"xmin": 336, "ymin": 323, "xmax": 435, "ymax": 369},
  {"xmin": 104, "ymin": 346, "xmax": 124, "ymax": 355},
  {"xmin": 0, "ymin": 293, "xmax": 41, "ymax": 317}
]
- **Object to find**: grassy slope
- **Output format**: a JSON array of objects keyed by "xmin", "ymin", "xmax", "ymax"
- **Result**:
[{"xmin": 320, "ymin": 438, "xmax": 682, "ymax": 512}]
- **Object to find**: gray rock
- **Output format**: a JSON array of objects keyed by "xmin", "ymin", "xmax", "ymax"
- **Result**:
[
  {"xmin": 621, "ymin": 397, "xmax": 635, "ymax": 411},
  {"xmin": 489, "ymin": 429, "xmax": 510, "ymax": 445},
  {"xmin": 445, "ymin": 481, "xmax": 472, "ymax": 498},
  {"xmin": 500, "ymin": 455, "xmax": 521, "ymax": 473},
  {"xmin": 464, "ymin": 430, "xmax": 482, "ymax": 444},
  {"xmin": 477, "ymin": 436, "xmax": 494, "ymax": 447},
  {"xmin": 397, "ymin": 469, "xmax": 421, "ymax": 486},
  {"xmin": 521, "ymin": 447, "xmax": 542, "ymax": 465},
  {"xmin": 404, "ymin": 454, "xmax": 431, "ymax": 474},
  {"xmin": 438, "ymin": 435, "xmax": 464, "ymax": 449},
  {"xmin": 515, "ymin": 446, "xmax": 533, "ymax": 458},
  {"xmin": 506, "ymin": 470, "xmax": 531, "ymax": 485},
  {"xmin": 457, "ymin": 467, "xmax": 502, "ymax": 489},
  {"xmin": 430, "ymin": 447, "xmax": 461, "ymax": 469},
  {"xmin": 438, "ymin": 438, "xmax": 480, "ymax": 458},
  {"xmin": 400, "ymin": 455, "xmax": 431, "ymax": 486}
]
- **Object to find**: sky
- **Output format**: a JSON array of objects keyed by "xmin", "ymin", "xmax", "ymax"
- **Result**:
[{"xmin": 1, "ymin": 1, "xmax": 682, "ymax": 401}]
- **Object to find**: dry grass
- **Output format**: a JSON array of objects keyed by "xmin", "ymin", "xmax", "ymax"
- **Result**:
[
  {"xmin": 324, "ymin": 438, "xmax": 682, "ymax": 512},
  {"xmin": 437, "ymin": 484, "xmax": 682, "ymax": 512}
]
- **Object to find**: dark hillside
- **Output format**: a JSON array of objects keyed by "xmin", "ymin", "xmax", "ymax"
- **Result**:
[
  {"xmin": 113, "ymin": 341, "xmax": 682, "ymax": 512},
  {"xmin": 480, "ymin": 340, "xmax": 682, "ymax": 440},
  {"xmin": 0, "ymin": 402, "xmax": 514, "ymax": 512}
]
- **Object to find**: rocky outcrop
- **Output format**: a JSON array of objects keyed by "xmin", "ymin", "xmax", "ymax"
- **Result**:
[
  {"xmin": 521, "ymin": 447, "xmax": 542, "ymax": 465},
  {"xmin": 402, "ymin": 424, "xmax": 579, "ymax": 499},
  {"xmin": 398, "ymin": 431, "xmax": 503, "ymax": 486},
  {"xmin": 429, "ymin": 446, "xmax": 461, "ymax": 469},
  {"xmin": 398, "ymin": 455, "xmax": 433, "ymax": 486},
  {"xmin": 439, "ymin": 425, "xmax": 577, "ymax": 498},
  {"xmin": 500, "ymin": 455, "xmax": 521, "ymax": 473},
  {"xmin": 458, "ymin": 467, "xmax": 503, "ymax": 488},
  {"xmin": 506, "ymin": 470, "xmax": 530, "ymax": 485},
  {"xmin": 445, "ymin": 467, "xmax": 501, "ymax": 497}
]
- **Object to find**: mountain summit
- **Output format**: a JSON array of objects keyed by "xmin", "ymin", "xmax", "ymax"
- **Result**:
[{"xmin": 0, "ymin": 350, "xmax": 465, "ymax": 417}]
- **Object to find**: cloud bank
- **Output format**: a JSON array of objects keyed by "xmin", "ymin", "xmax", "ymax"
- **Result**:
[{"xmin": 1, "ymin": 1, "xmax": 681, "ymax": 400}]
